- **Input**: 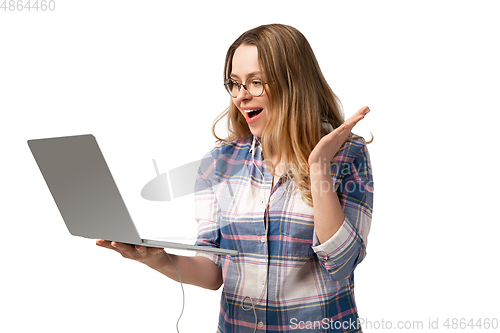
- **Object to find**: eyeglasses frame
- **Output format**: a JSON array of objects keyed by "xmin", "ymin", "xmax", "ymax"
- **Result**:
[{"xmin": 224, "ymin": 76, "xmax": 270, "ymax": 98}]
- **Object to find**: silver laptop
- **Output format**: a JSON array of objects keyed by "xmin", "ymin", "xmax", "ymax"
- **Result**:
[{"xmin": 28, "ymin": 134, "xmax": 238, "ymax": 256}]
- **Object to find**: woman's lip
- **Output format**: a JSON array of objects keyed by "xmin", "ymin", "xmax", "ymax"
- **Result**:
[{"xmin": 245, "ymin": 109, "xmax": 263, "ymax": 124}]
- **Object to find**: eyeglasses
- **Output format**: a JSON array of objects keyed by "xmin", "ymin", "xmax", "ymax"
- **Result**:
[{"xmin": 224, "ymin": 76, "xmax": 268, "ymax": 98}]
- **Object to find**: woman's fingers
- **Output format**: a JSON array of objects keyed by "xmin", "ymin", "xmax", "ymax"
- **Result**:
[
  {"xmin": 96, "ymin": 239, "xmax": 114, "ymax": 249},
  {"xmin": 96, "ymin": 239, "xmax": 136, "ymax": 257},
  {"xmin": 112, "ymin": 241, "xmax": 144, "ymax": 259},
  {"xmin": 345, "ymin": 106, "xmax": 370, "ymax": 128},
  {"xmin": 330, "ymin": 106, "xmax": 370, "ymax": 136},
  {"xmin": 96, "ymin": 239, "xmax": 164, "ymax": 262}
]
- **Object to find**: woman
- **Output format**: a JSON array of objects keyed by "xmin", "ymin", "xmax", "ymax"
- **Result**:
[{"xmin": 97, "ymin": 24, "xmax": 373, "ymax": 333}]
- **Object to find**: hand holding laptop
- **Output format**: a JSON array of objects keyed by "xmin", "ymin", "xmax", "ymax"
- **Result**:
[
  {"xmin": 96, "ymin": 239, "xmax": 165, "ymax": 267},
  {"xmin": 96, "ymin": 238, "xmax": 224, "ymax": 290}
]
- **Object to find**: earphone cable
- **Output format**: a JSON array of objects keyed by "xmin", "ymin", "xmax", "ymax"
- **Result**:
[{"xmin": 166, "ymin": 252, "xmax": 185, "ymax": 333}]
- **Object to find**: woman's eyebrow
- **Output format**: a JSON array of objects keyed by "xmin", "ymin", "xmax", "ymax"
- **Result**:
[{"xmin": 230, "ymin": 71, "xmax": 263, "ymax": 79}]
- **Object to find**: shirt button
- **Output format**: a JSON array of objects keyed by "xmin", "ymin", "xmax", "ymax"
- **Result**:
[
  {"xmin": 258, "ymin": 321, "xmax": 264, "ymax": 328},
  {"xmin": 260, "ymin": 277, "xmax": 266, "ymax": 285},
  {"xmin": 260, "ymin": 236, "xmax": 266, "ymax": 243}
]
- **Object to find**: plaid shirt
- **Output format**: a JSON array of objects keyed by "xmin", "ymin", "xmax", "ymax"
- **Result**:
[{"xmin": 195, "ymin": 133, "xmax": 374, "ymax": 333}]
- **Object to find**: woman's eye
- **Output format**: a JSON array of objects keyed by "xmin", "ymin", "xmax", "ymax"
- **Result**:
[{"xmin": 251, "ymin": 81, "xmax": 262, "ymax": 87}]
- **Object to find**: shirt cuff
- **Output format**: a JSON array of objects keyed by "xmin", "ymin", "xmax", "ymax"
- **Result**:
[{"xmin": 312, "ymin": 218, "xmax": 363, "ymax": 274}]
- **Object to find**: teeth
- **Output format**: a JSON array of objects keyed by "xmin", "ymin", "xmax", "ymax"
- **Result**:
[{"xmin": 245, "ymin": 109, "xmax": 262, "ymax": 113}]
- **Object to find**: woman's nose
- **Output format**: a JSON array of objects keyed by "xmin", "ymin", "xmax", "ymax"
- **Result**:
[{"xmin": 235, "ymin": 86, "xmax": 252, "ymax": 101}]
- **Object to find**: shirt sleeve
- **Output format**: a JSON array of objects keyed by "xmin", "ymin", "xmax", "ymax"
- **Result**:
[
  {"xmin": 311, "ymin": 139, "xmax": 374, "ymax": 280},
  {"xmin": 193, "ymin": 149, "xmax": 226, "ymax": 270}
]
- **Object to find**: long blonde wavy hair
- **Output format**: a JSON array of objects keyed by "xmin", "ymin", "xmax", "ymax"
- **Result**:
[{"xmin": 212, "ymin": 24, "xmax": 348, "ymax": 206}]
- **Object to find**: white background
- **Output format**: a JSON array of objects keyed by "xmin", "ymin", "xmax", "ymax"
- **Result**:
[{"xmin": 2, "ymin": 1, "xmax": 499, "ymax": 332}]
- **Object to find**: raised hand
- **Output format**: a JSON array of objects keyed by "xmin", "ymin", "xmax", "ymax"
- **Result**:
[{"xmin": 308, "ymin": 106, "xmax": 370, "ymax": 170}]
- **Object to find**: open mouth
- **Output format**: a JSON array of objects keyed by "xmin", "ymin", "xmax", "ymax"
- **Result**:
[{"xmin": 246, "ymin": 109, "xmax": 263, "ymax": 119}]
